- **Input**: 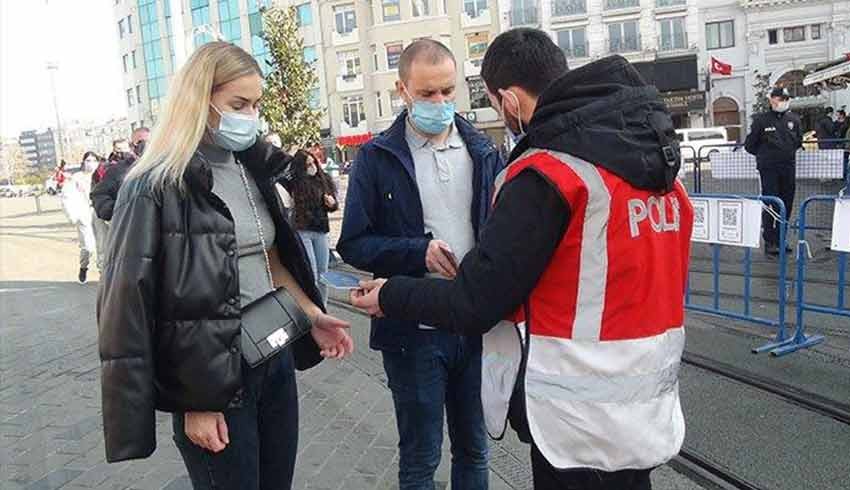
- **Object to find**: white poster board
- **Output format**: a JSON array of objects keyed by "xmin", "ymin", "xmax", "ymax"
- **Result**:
[
  {"xmin": 709, "ymin": 150, "xmax": 845, "ymax": 180},
  {"xmin": 832, "ymin": 199, "xmax": 850, "ymax": 253},
  {"xmin": 690, "ymin": 197, "xmax": 763, "ymax": 248}
]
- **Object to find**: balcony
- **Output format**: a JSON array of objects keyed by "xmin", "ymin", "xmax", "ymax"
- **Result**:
[
  {"xmin": 332, "ymin": 27, "xmax": 359, "ymax": 46},
  {"xmin": 608, "ymin": 34, "xmax": 642, "ymax": 54},
  {"xmin": 509, "ymin": 7, "xmax": 539, "ymax": 26},
  {"xmin": 604, "ymin": 0, "xmax": 639, "ymax": 10},
  {"xmin": 552, "ymin": 0, "xmax": 586, "ymax": 17},
  {"xmin": 461, "ymin": 8, "xmax": 492, "ymax": 28},
  {"xmin": 658, "ymin": 32, "xmax": 688, "ymax": 53},
  {"xmin": 337, "ymin": 73, "xmax": 364, "ymax": 92},
  {"xmin": 562, "ymin": 41, "xmax": 590, "ymax": 59},
  {"xmin": 656, "ymin": 0, "xmax": 686, "ymax": 7}
]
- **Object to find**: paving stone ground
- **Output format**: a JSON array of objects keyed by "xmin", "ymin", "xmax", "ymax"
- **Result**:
[{"xmin": 0, "ymin": 196, "xmax": 701, "ymax": 490}]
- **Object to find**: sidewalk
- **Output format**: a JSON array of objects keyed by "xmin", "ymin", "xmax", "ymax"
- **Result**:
[{"xmin": 0, "ymin": 196, "xmax": 700, "ymax": 490}]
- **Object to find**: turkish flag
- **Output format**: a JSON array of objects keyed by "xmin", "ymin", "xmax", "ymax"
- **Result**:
[{"xmin": 711, "ymin": 56, "xmax": 732, "ymax": 76}]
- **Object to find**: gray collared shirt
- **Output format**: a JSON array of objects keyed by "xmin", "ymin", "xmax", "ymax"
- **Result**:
[{"xmin": 405, "ymin": 119, "xmax": 476, "ymax": 277}]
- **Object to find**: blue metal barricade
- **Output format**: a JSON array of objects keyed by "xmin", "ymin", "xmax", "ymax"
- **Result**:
[
  {"xmin": 685, "ymin": 194, "xmax": 791, "ymax": 354},
  {"xmin": 769, "ymin": 195, "xmax": 848, "ymax": 356}
]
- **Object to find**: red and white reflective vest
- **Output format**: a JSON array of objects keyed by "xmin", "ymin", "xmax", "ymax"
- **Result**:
[{"xmin": 482, "ymin": 149, "xmax": 694, "ymax": 471}]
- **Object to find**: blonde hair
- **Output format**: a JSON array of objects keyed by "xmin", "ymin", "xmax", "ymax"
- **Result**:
[{"xmin": 126, "ymin": 42, "xmax": 262, "ymax": 190}]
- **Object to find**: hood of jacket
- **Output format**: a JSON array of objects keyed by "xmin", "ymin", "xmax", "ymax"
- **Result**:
[{"xmin": 520, "ymin": 55, "xmax": 681, "ymax": 193}]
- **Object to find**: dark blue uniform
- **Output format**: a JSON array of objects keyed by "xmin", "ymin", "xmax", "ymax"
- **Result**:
[{"xmin": 744, "ymin": 109, "xmax": 803, "ymax": 248}]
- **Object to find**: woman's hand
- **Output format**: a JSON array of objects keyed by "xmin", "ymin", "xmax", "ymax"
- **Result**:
[
  {"xmin": 310, "ymin": 312, "xmax": 354, "ymax": 359},
  {"xmin": 323, "ymin": 194, "xmax": 337, "ymax": 208},
  {"xmin": 184, "ymin": 412, "xmax": 229, "ymax": 453}
]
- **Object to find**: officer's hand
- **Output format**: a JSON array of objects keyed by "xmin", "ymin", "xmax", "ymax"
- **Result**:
[{"xmin": 426, "ymin": 240, "xmax": 458, "ymax": 279}]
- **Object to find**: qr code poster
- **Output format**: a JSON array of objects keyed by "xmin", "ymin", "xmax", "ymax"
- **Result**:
[
  {"xmin": 690, "ymin": 197, "xmax": 762, "ymax": 248},
  {"xmin": 831, "ymin": 199, "xmax": 850, "ymax": 253}
]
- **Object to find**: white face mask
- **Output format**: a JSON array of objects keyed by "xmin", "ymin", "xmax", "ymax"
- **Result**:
[
  {"xmin": 773, "ymin": 100, "xmax": 790, "ymax": 113},
  {"xmin": 306, "ymin": 165, "xmax": 318, "ymax": 176},
  {"xmin": 209, "ymin": 104, "xmax": 259, "ymax": 151},
  {"xmin": 83, "ymin": 159, "xmax": 99, "ymax": 173}
]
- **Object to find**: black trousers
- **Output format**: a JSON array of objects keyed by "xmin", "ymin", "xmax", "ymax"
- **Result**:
[
  {"xmin": 531, "ymin": 445, "xmax": 653, "ymax": 490},
  {"xmin": 758, "ymin": 164, "xmax": 796, "ymax": 246}
]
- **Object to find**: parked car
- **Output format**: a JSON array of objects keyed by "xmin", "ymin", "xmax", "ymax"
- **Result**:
[{"xmin": 675, "ymin": 127, "xmax": 730, "ymax": 162}]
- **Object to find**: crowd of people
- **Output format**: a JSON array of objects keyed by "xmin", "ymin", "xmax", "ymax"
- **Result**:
[{"xmin": 93, "ymin": 26, "xmax": 850, "ymax": 490}]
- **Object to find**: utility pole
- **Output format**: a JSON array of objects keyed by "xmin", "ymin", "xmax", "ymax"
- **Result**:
[{"xmin": 46, "ymin": 62, "xmax": 64, "ymax": 164}]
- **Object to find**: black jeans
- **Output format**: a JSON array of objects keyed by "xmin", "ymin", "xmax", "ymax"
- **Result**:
[
  {"xmin": 172, "ymin": 350, "xmax": 299, "ymax": 490},
  {"xmin": 758, "ymin": 164, "xmax": 796, "ymax": 246},
  {"xmin": 531, "ymin": 445, "xmax": 653, "ymax": 490}
]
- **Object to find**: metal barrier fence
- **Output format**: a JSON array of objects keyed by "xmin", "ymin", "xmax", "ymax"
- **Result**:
[
  {"xmin": 684, "ymin": 194, "xmax": 793, "ymax": 354},
  {"xmin": 769, "ymin": 195, "xmax": 848, "ymax": 356},
  {"xmin": 678, "ymin": 140, "xmax": 848, "ymax": 233}
]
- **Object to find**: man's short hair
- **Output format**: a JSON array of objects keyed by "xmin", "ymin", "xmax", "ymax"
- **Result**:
[
  {"xmin": 481, "ymin": 28, "xmax": 568, "ymax": 98},
  {"xmin": 398, "ymin": 39, "xmax": 456, "ymax": 82},
  {"xmin": 825, "ymin": 106, "xmax": 834, "ymax": 115}
]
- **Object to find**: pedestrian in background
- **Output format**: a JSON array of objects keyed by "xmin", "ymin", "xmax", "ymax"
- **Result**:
[
  {"xmin": 744, "ymin": 87, "xmax": 803, "ymax": 256},
  {"xmin": 286, "ymin": 150, "xmax": 338, "ymax": 303},
  {"xmin": 97, "ymin": 42, "xmax": 353, "ymax": 490},
  {"xmin": 338, "ymin": 39, "xmax": 502, "ymax": 490},
  {"xmin": 61, "ymin": 152, "xmax": 100, "ymax": 284},
  {"xmin": 352, "ymin": 28, "xmax": 693, "ymax": 490},
  {"xmin": 91, "ymin": 127, "xmax": 149, "ymax": 222},
  {"xmin": 815, "ymin": 106, "xmax": 836, "ymax": 149}
]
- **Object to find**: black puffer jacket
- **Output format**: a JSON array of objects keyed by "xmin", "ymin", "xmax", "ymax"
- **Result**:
[{"xmin": 97, "ymin": 141, "xmax": 323, "ymax": 463}]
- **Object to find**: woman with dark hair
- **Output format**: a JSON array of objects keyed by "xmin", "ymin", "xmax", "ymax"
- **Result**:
[{"xmin": 288, "ymin": 150, "xmax": 339, "ymax": 302}]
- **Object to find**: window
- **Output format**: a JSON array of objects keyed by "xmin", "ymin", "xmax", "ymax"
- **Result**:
[
  {"xmin": 383, "ymin": 0, "xmax": 401, "ymax": 22},
  {"xmin": 391, "ymin": 92, "xmax": 405, "ymax": 115},
  {"xmin": 386, "ymin": 43, "xmax": 403, "ymax": 70},
  {"xmin": 811, "ymin": 24, "xmax": 822, "ymax": 40},
  {"xmin": 466, "ymin": 32, "xmax": 489, "ymax": 61},
  {"xmin": 342, "ymin": 96, "xmax": 366, "ymax": 127},
  {"xmin": 127, "ymin": 15, "xmax": 133, "ymax": 33},
  {"xmin": 464, "ymin": 0, "xmax": 488, "ymax": 18},
  {"xmin": 296, "ymin": 4, "xmax": 313, "ymax": 26},
  {"xmin": 768, "ymin": 29, "xmax": 778, "ymax": 45},
  {"xmin": 510, "ymin": 0, "xmax": 537, "ymax": 25},
  {"xmin": 556, "ymin": 28, "xmax": 587, "ymax": 58},
  {"xmin": 191, "ymin": 0, "xmax": 212, "ymax": 47},
  {"xmin": 412, "ymin": 0, "xmax": 430, "ymax": 17},
  {"xmin": 608, "ymin": 21, "xmax": 639, "ymax": 53},
  {"xmin": 706, "ymin": 20, "xmax": 734, "ymax": 50},
  {"xmin": 303, "ymin": 46, "xmax": 317, "ymax": 64},
  {"xmin": 783, "ymin": 26, "xmax": 805, "ymax": 43},
  {"xmin": 248, "ymin": 0, "xmax": 269, "ymax": 68},
  {"xmin": 132, "ymin": 50, "xmax": 137, "ymax": 69},
  {"xmin": 136, "ymin": 85, "xmax": 142, "ymax": 103},
  {"xmin": 309, "ymin": 88, "xmax": 320, "ymax": 109},
  {"xmin": 335, "ymin": 4, "xmax": 357, "ymax": 34},
  {"xmin": 123, "ymin": 54, "xmax": 129, "ymax": 73},
  {"xmin": 338, "ymin": 51, "xmax": 362, "ymax": 78},
  {"xmin": 219, "ymin": 0, "xmax": 242, "ymax": 42},
  {"xmin": 468, "ymin": 77, "xmax": 491, "ymax": 109},
  {"xmin": 371, "ymin": 45, "xmax": 379, "ymax": 71},
  {"xmin": 118, "ymin": 19, "xmax": 125, "ymax": 39},
  {"xmin": 127, "ymin": 89, "xmax": 134, "ymax": 107},
  {"xmin": 604, "ymin": 0, "xmax": 638, "ymax": 9},
  {"xmin": 658, "ymin": 17, "xmax": 686, "ymax": 51},
  {"xmin": 552, "ymin": 0, "xmax": 586, "ymax": 16},
  {"xmin": 376, "ymin": 92, "xmax": 384, "ymax": 118},
  {"xmin": 140, "ymin": 0, "xmax": 167, "ymax": 102}
]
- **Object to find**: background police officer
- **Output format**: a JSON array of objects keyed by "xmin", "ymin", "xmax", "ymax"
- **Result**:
[{"xmin": 745, "ymin": 87, "xmax": 803, "ymax": 256}]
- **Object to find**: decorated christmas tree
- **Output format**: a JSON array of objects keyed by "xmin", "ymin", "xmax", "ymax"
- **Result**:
[{"xmin": 259, "ymin": 5, "xmax": 323, "ymax": 149}]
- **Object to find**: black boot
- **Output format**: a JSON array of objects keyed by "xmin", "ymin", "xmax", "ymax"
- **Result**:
[
  {"xmin": 765, "ymin": 243, "xmax": 779, "ymax": 257},
  {"xmin": 78, "ymin": 268, "xmax": 88, "ymax": 284}
]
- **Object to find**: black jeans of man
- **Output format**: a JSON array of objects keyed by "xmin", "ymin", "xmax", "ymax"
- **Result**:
[
  {"xmin": 531, "ymin": 445, "xmax": 653, "ymax": 490},
  {"xmin": 381, "ymin": 329, "xmax": 489, "ymax": 490},
  {"xmin": 758, "ymin": 164, "xmax": 796, "ymax": 247},
  {"xmin": 172, "ymin": 350, "xmax": 299, "ymax": 490}
]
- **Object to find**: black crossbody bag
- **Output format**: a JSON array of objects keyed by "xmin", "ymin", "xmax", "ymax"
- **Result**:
[{"xmin": 235, "ymin": 160, "xmax": 312, "ymax": 368}]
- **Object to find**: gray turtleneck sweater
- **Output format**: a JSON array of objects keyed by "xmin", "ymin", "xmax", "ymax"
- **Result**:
[{"xmin": 197, "ymin": 142, "xmax": 276, "ymax": 308}]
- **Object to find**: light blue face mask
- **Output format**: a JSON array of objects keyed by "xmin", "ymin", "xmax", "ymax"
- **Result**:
[
  {"xmin": 405, "ymin": 88, "xmax": 456, "ymax": 135},
  {"xmin": 209, "ymin": 104, "xmax": 259, "ymax": 151}
]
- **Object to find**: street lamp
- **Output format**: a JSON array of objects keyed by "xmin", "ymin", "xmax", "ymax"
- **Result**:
[{"xmin": 46, "ymin": 62, "xmax": 64, "ymax": 165}]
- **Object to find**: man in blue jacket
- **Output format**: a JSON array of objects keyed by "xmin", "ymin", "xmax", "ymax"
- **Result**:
[{"xmin": 337, "ymin": 39, "xmax": 502, "ymax": 489}]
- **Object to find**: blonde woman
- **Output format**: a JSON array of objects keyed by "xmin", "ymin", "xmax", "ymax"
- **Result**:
[{"xmin": 97, "ymin": 42, "xmax": 353, "ymax": 489}]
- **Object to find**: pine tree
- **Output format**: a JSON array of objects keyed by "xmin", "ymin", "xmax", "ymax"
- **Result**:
[
  {"xmin": 751, "ymin": 70, "xmax": 773, "ymax": 116},
  {"xmin": 259, "ymin": 5, "xmax": 323, "ymax": 148}
]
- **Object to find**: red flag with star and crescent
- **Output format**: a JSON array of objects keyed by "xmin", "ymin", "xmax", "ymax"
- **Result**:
[{"xmin": 710, "ymin": 56, "xmax": 732, "ymax": 76}]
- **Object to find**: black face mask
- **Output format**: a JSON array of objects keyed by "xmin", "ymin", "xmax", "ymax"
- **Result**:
[{"xmin": 133, "ymin": 140, "xmax": 147, "ymax": 157}]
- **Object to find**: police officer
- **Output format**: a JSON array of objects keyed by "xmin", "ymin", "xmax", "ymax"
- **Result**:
[
  {"xmin": 744, "ymin": 87, "xmax": 803, "ymax": 256},
  {"xmin": 352, "ymin": 29, "xmax": 694, "ymax": 490}
]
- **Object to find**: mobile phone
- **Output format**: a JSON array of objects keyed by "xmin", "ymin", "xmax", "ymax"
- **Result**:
[{"xmin": 320, "ymin": 271, "xmax": 362, "ymax": 290}]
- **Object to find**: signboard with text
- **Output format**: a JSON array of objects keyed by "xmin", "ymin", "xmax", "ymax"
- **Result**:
[
  {"xmin": 832, "ymin": 199, "xmax": 850, "ymax": 253},
  {"xmin": 691, "ymin": 197, "xmax": 762, "ymax": 248}
]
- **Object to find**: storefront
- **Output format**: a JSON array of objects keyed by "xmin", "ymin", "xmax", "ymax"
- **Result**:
[
  {"xmin": 335, "ymin": 133, "xmax": 372, "ymax": 166},
  {"xmin": 634, "ymin": 55, "xmax": 704, "ymax": 129}
]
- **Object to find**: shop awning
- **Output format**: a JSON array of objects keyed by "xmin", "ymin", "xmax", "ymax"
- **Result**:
[
  {"xmin": 803, "ymin": 54, "xmax": 850, "ymax": 90},
  {"xmin": 336, "ymin": 133, "xmax": 372, "ymax": 146}
]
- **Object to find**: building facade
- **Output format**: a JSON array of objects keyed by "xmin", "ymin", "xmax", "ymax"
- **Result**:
[{"xmin": 18, "ymin": 129, "xmax": 58, "ymax": 169}]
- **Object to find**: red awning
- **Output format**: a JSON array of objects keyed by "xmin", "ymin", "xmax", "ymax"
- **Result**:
[{"xmin": 336, "ymin": 133, "xmax": 372, "ymax": 146}]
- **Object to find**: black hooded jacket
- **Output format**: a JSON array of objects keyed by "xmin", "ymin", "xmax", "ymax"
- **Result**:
[{"xmin": 376, "ymin": 56, "xmax": 682, "ymax": 439}]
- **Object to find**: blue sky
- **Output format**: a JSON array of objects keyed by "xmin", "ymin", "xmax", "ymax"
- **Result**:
[{"xmin": 0, "ymin": 0, "xmax": 126, "ymax": 138}]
